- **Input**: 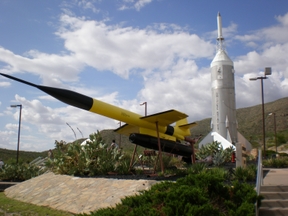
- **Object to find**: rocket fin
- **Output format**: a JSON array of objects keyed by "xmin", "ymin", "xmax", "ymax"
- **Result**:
[
  {"xmin": 226, "ymin": 128, "xmax": 232, "ymax": 143},
  {"xmin": 198, "ymin": 132, "xmax": 214, "ymax": 149},
  {"xmin": 199, "ymin": 130, "xmax": 252, "ymax": 152},
  {"xmin": 114, "ymin": 124, "xmax": 139, "ymax": 136},
  {"xmin": 177, "ymin": 122, "xmax": 197, "ymax": 130},
  {"xmin": 141, "ymin": 109, "xmax": 188, "ymax": 126},
  {"xmin": 225, "ymin": 116, "xmax": 229, "ymax": 128},
  {"xmin": 174, "ymin": 117, "xmax": 197, "ymax": 130},
  {"xmin": 175, "ymin": 117, "xmax": 188, "ymax": 125},
  {"xmin": 114, "ymin": 123, "xmax": 177, "ymax": 141},
  {"xmin": 211, "ymin": 132, "xmax": 235, "ymax": 150},
  {"xmin": 198, "ymin": 132, "xmax": 235, "ymax": 150},
  {"xmin": 139, "ymin": 127, "xmax": 176, "ymax": 141}
]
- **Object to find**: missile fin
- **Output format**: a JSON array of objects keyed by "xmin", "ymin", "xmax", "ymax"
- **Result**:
[
  {"xmin": 141, "ymin": 109, "xmax": 188, "ymax": 126},
  {"xmin": 175, "ymin": 118, "xmax": 187, "ymax": 126},
  {"xmin": 178, "ymin": 122, "xmax": 197, "ymax": 130},
  {"xmin": 114, "ymin": 124, "xmax": 139, "ymax": 136},
  {"xmin": 139, "ymin": 127, "xmax": 176, "ymax": 141}
]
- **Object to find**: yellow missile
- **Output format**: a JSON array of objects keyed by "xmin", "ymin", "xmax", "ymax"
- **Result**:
[{"xmin": 1, "ymin": 73, "xmax": 196, "ymax": 141}]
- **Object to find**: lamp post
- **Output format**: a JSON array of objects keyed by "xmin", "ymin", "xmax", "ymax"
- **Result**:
[
  {"xmin": 249, "ymin": 67, "xmax": 272, "ymax": 158},
  {"xmin": 129, "ymin": 102, "xmax": 147, "ymax": 171},
  {"xmin": 268, "ymin": 112, "xmax": 277, "ymax": 153},
  {"xmin": 10, "ymin": 104, "xmax": 22, "ymax": 164},
  {"xmin": 140, "ymin": 102, "xmax": 147, "ymax": 116},
  {"xmin": 118, "ymin": 121, "xmax": 122, "ymax": 147}
]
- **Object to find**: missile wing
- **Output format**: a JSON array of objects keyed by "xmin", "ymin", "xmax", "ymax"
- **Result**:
[{"xmin": 115, "ymin": 109, "xmax": 196, "ymax": 141}]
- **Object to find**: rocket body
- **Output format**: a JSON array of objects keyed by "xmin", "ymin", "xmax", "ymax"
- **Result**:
[
  {"xmin": 210, "ymin": 50, "xmax": 237, "ymax": 144},
  {"xmin": 199, "ymin": 12, "xmax": 240, "ymax": 149},
  {"xmin": 211, "ymin": 13, "xmax": 238, "ymax": 144}
]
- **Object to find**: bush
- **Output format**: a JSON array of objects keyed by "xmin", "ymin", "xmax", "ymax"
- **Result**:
[
  {"xmin": 196, "ymin": 141, "xmax": 234, "ymax": 166},
  {"xmin": 46, "ymin": 131, "xmax": 130, "ymax": 176},
  {"xmin": 263, "ymin": 157, "xmax": 288, "ymax": 168},
  {"xmin": 0, "ymin": 163, "xmax": 45, "ymax": 181},
  {"xmin": 186, "ymin": 162, "xmax": 208, "ymax": 174},
  {"xmin": 234, "ymin": 164, "xmax": 256, "ymax": 182},
  {"xmin": 83, "ymin": 168, "xmax": 261, "ymax": 216}
]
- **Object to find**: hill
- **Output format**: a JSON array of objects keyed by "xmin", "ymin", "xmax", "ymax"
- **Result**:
[
  {"xmin": 0, "ymin": 148, "xmax": 47, "ymax": 164},
  {"xmin": 190, "ymin": 97, "xmax": 288, "ymax": 147}
]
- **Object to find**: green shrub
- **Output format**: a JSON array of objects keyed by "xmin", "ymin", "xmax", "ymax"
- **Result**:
[
  {"xmin": 46, "ymin": 131, "xmax": 131, "ymax": 176},
  {"xmin": 208, "ymin": 166, "xmax": 231, "ymax": 180},
  {"xmin": 225, "ymin": 181, "xmax": 262, "ymax": 216},
  {"xmin": 82, "ymin": 169, "xmax": 260, "ymax": 216},
  {"xmin": 265, "ymin": 150, "xmax": 277, "ymax": 158},
  {"xmin": 234, "ymin": 164, "xmax": 256, "ymax": 182},
  {"xmin": 277, "ymin": 134, "xmax": 286, "ymax": 145},
  {"xmin": 186, "ymin": 162, "xmax": 207, "ymax": 174},
  {"xmin": 0, "ymin": 163, "xmax": 45, "ymax": 181},
  {"xmin": 196, "ymin": 141, "xmax": 220, "ymax": 159},
  {"xmin": 263, "ymin": 157, "xmax": 288, "ymax": 168},
  {"xmin": 116, "ymin": 154, "xmax": 133, "ymax": 174},
  {"xmin": 196, "ymin": 141, "xmax": 234, "ymax": 166}
]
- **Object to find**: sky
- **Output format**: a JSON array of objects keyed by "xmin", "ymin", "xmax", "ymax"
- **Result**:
[{"xmin": 0, "ymin": 0, "xmax": 288, "ymax": 152}]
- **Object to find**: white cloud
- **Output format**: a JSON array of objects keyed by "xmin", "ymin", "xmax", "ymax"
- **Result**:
[
  {"xmin": 1, "ymin": 10, "xmax": 288, "ymax": 151},
  {"xmin": 0, "ymin": 81, "xmax": 10, "ymax": 87},
  {"xmin": 56, "ymin": 15, "xmax": 214, "ymax": 79},
  {"xmin": 134, "ymin": 0, "xmax": 152, "ymax": 11},
  {"xmin": 0, "ymin": 47, "xmax": 84, "ymax": 86},
  {"xmin": 119, "ymin": 0, "xmax": 153, "ymax": 11},
  {"xmin": 77, "ymin": 0, "xmax": 100, "ymax": 13},
  {"xmin": 234, "ymin": 13, "xmax": 288, "ymax": 48}
]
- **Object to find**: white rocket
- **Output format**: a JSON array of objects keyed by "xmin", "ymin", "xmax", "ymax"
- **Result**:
[{"xmin": 199, "ymin": 13, "xmax": 251, "ymax": 151}]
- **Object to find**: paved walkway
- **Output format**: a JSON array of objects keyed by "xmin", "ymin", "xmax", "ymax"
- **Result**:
[
  {"xmin": 4, "ymin": 172, "xmax": 160, "ymax": 214},
  {"xmin": 262, "ymin": 168, "xmax": 288, "ymax": 186}
]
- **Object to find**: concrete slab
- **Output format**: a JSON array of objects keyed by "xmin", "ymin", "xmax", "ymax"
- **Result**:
[
  {"xmin": 4, "ymin": 172, "xmax": 160, "ymax": 214},
  {"xmin": 263, "ymin": 168, "xmax": 288, "ymax": 186}
]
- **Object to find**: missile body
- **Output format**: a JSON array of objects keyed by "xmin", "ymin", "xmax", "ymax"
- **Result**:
[
  {"xmin": 199, "ymin": 13, "xmax": 252, "ymax": 154},
  {"xmin": 211, "ymin": 13, "xmax": 237, "ymax": 144},
  {"xmin": 1, "ymin": 73, "xmax": 195, "ymax": 143}
]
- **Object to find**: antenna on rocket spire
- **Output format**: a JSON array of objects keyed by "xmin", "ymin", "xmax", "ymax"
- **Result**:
[{"xmin": 217, "ymin": 12, "xmax": 225, "ymax": 50}]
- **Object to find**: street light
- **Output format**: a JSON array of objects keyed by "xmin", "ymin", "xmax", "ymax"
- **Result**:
[
  {"xmin": 249, "ymin": 67, "xmax": 272, "ymax": 158},
  {"xmin": 118, "ymin": 121, "xmax": 122, "ymax": 147},
  {"xmin": 268, "ymin": 112, "xmax": 277, "ymax": 153},
  {"xmin": 10, "ymin": 104, "xmax": 22, "ymax": 164},
  {"xmin": 140, "ymin": 102, "xmax": 147, "ymax": 116}
]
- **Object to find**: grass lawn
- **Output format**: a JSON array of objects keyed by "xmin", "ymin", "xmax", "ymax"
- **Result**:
[{"xmin": 0, "ymin": 192, "xmax": 74, "ymax": 216}]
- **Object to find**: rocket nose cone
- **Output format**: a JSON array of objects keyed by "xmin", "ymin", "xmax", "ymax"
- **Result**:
[{"xmin": 211, "ymin": 50, "xmax": 233, "ymax": 67}]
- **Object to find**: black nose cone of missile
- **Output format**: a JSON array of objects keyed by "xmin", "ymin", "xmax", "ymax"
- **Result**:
[
  {"xmin": 39, "ymin": 86, "xmax": 93, "ymax": 111},
  {"xmin": 0, "ymin": 73, "xmax": 93, "ymax": 111}
]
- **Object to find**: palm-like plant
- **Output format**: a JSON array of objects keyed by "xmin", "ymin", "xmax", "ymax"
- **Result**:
[{"xmin": 196, "ymin": 141, "xmax": 234, "ymax": 167}]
